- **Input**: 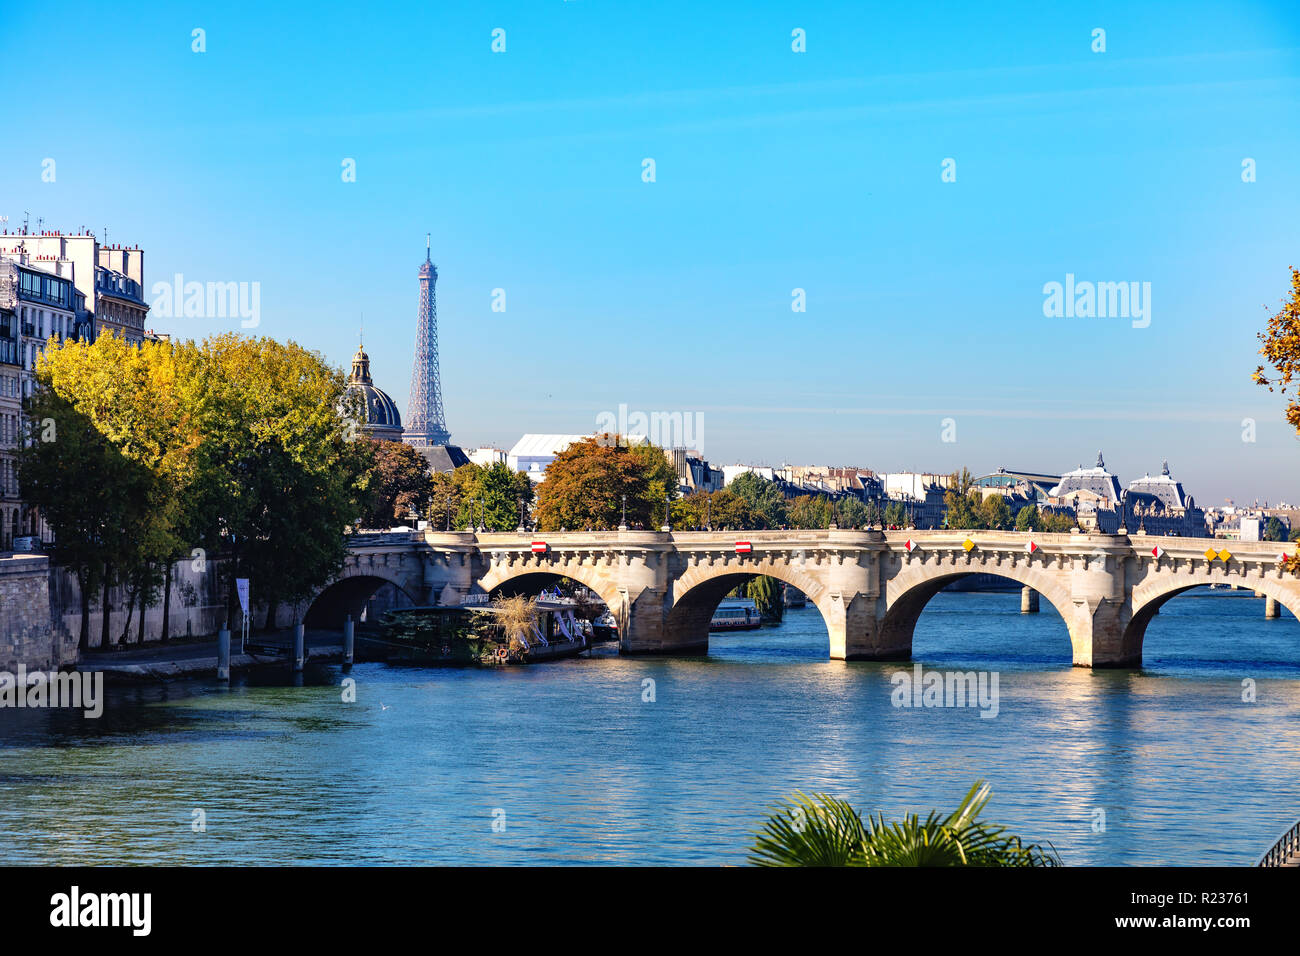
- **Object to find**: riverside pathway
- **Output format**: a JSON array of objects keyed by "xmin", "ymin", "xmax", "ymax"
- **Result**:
[{"xmin": 76, "ymin": 629, "xmax": 345, "ymax": 681}]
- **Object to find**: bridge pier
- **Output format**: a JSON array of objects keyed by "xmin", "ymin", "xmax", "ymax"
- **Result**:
[
  {"xmin": 1021, "ymin": 587, "xmax": 1039, "ymax": 614},
  {"xmin": 1266, "ymin": 596, "xmax": 1280, "ymax": 619},
  {"xmin": 842, "ymin": 595, "xmax": 912, "ymax": 661},
  {"xmin": 1072, "ymin": 599, "xmax": 1139, "ymax": 668}
]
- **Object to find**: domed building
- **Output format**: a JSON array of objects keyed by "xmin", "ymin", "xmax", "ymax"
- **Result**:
[{"xmin": 344, "ymin": 343, "xmax": 404, "ymax": 442}]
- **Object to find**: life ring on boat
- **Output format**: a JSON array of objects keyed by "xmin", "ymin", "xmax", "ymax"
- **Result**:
[{"xmin": 495, "ymin": 646, "xmax": 509, "ymax": 661}]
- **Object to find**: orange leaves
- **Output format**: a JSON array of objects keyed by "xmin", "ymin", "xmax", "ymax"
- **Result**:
[{"xmin": 1255, "ymin": 267, "xmax": 1300, "ymax": 433}]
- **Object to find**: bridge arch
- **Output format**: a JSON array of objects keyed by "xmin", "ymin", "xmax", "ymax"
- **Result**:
[
  {"xmin": 1125, "ymin": 574, "xmax": 1300, "ymax": 659},
  {"xmin": 476, "ymin": 558, "xmax": 628, "ymax": 629},
  {"xmin": 303, "ymin": 572, "xmax": 418, "ymax": 629},
  {"xmin": 667, "ymin": 557, "xmax": 838, "ymax": 655},
  {"xmin": 881, "ymin": 556, "xmax": 1080, "ymax": 663}
]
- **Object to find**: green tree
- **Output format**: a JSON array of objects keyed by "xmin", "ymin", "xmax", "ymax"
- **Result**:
[
  {"xmin": 836, "ymin": 497, "xmax": 870, "ymax": 528},
  {"xmin": 629, "ymin": 442, "xmax": 681, "ymax": 524},
  {"xmin": 1042, "ymin": 509, "xmax": 1076, "ymax": 532},
  {"xmin": 728, "ymin": 472, "xmax": 788, "ymax": 528},
  {"xmin": 980, "ymin": 494, "xmax": 1015, "ymax": 530},
  {"xmin": 884, "ymin": 501, "xmax": 908, "ymax": 528},
  {"xmin": 1015, "ymin": 504, "xmax": 1039, "ymax": 531},
  {"xmin": 1263, "ymin": 517, "xmax": 1288, "ymax": 542},
  {"xmin": 185, "ymin": 333, "xmax": 371, "ymax": 627},
  {"xmin": 426, "ymin": 471, "xmax": 462, "ymax": 531},
  {"xmin": 942, "ymin": 469, "xmax": 986, "ymax": 530},
  {"xmin": 863, "ymin": 499, "xmax": 883, "ymax": 528},
  {"xmin": 672, "ymin": 488, "xmax": 755, "ymax": 530},
  {"xmin": 788, "ymin": 494, "xmax": 832, "ymax": 529},
  {"xmin": 746, "ymin": 575, "xmax": 784, "ymax": 623},
  {"xmin": 453, "ymin": 462, "xmax": 535, "ymax": 531}
]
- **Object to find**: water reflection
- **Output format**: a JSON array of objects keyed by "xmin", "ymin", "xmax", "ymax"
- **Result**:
[{"xmin": 0, "ymin": 590, "xmax": 1297, "ymax": 865}]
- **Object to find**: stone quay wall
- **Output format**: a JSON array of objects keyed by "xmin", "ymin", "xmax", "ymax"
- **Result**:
[{"xmin": 0, "ymin": 554, "xmax": 75, "ymax": 671}]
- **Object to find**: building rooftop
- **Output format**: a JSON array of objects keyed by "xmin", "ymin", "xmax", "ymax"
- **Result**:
[{"xmin": 1049, "ymin": 451, "xmax": 1123, "ymax": 502}]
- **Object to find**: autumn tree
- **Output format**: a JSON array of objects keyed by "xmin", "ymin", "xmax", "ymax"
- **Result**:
[
  {"xmin": 359, "ymin": 439, "xmax": 433, "ymax": 528},
  {"xmin": 534, "ymin": 436, "xmax": 673, "ymax": 531},
  {"xmin": 1255, "ymin": 266, "xmax": 1300, "ymax": 433},
  {"xmin": 1254, "ymin": 267, "xmax": 1300, "ymax": 574},
  {"xmin": 20, "ymin": 335, "xmax": 200, "ymax": 649}
]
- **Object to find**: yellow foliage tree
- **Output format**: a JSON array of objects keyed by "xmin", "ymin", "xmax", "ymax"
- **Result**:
[{"xmin": 1253, "ymin": 266, "xmax": 1300, "ymax": 575}]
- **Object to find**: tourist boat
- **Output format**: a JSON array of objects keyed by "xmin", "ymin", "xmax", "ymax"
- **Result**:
[
  {"xmin": 367, "ymin": 597, "xmax": 589, "ymax": 666},
  {"xmin": 710, "ymin": 597, "xmax": 762, "ymax": 631}
]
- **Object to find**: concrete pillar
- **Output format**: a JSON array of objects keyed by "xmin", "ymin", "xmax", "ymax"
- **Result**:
[
  {"xmin": 1266, "ymin": 596, "xmax": 1280, "ymax": 619},
  {"xmin": 293, "ymin": 623, "xmax": 305, "ymax": 672},
  {"xmin": 1021, "ymin": 586, "xmax": 1040, "ymax": 613},
  {"xmin": 343, "ymin": 615, "xmax": 354, "ymax": 669},
  {"xmin": 217, "ymin": 628, "xmax": 230, "ymax": 681}
]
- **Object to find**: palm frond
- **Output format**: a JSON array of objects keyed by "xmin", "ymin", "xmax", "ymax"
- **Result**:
[
  {"xmin": 749, "ymin": 780, "xmax": 1062, "ymax": 867},
  {"xmin": 749, "ymin": 792, "xmax": 868, "ymax": 867}
]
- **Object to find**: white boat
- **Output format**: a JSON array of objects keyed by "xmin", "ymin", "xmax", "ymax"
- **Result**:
[{"xmin": 710, "ymin": 597, "xmax": 762, "ymax": 631}]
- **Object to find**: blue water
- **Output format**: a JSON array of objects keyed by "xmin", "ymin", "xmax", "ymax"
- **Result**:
[{"xmin": 1, "ymin": 589, "xmax": 1298, "ymax": 865}]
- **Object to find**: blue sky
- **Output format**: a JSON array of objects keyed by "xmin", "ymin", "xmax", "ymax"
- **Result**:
[{"xmin": 3, "ymin": 0, "xmax": 1298, "ymax": 504}]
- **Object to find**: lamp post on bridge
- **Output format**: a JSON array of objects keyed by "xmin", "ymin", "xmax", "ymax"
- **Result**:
[{"xmin": 619, "ymin": 495, "xmax": 628, "ymax": 532}]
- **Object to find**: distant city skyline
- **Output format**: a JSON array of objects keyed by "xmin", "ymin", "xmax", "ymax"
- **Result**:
[{"xmin": 3, "ymin": 0, "xmax": 1298, "ymax": 504}]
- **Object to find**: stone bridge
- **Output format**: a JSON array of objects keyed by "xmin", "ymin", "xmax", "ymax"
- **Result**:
[{"xmin": 307, "ymin": 529, "xmax": 1300, "ymax": 667}]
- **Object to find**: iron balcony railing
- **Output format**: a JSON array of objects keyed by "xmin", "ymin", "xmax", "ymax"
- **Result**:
[{"xmin": 1258, "ymin": 819, "xmax": 1300, "ymax": 866}]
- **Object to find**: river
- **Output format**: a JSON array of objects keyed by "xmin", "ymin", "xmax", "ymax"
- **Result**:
[{"xmin": 2, "ymin": 588, "xmax": 1298, "ymax": 865}]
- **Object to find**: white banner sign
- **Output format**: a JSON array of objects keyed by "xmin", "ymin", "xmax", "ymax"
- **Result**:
[{"xmin": 236, "ymin": 578, "xmax": 250, "ymax": 614}]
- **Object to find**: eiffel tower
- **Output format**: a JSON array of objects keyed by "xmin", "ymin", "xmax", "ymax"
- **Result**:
[{"xmin": 404, "ymin": 234, "xmax": 451, "ymax": 447}]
